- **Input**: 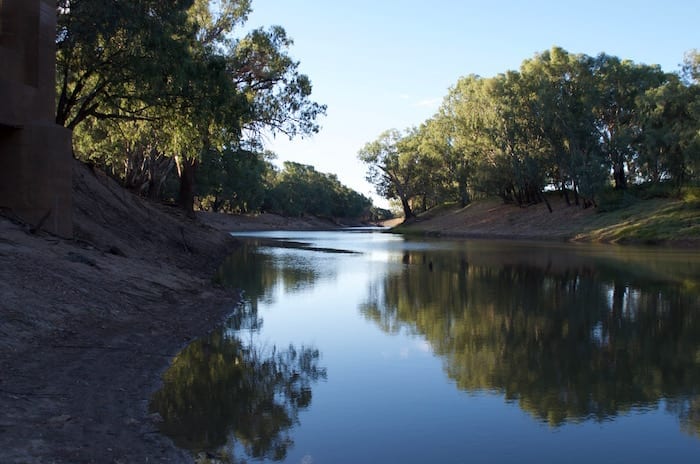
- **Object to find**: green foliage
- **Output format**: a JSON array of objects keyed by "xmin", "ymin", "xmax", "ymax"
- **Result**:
[
  {"xmin": 358, "ymin": 128, "xmax": 437, "ymax": 218},
  {"xmin": 597, "ymin": 182, "xmax": 695, "ymax": 213},
  {"xmin": 56, "ymin": 0, "xmax": 198, "ymax": 129},
  {"xmin": 367, "ymin": 206, "xmax": 395, "ymax": 222},
  {"xmin": 264, "ymin": 162, "xmax": 371, "ymax": 218},
  {"xmin": 359, "ymin": 46, "xmax": 700, "ymax": 216},
  {"xmin": 197, "ymin": 148, "xmax": 272, "ymax": 213},
  {"xmin": 59, "ymin": 0, "xmax": 327, "ymax": 215},
  {"xmin": 681, "ymin": 185, "xmax": 700, "ymax": 206},
  {"xmin": 426, "ymin": 75, "xmax": 493, "ymax": 206}
]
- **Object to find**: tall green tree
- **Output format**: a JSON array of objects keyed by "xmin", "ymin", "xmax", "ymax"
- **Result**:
[
  {"xmin": 520, "ymin": 47, "xmax": 606, "ymax": 207},
  {"xmin": 165, "ymin": 18, "xmax": 327, "ymax": 214},
  {"xmin": 197, "ymin": 147, "xmax": 272, "ymax": 212},
  {"xmin": 592, "ymin": 54, "xmax": 666, "ymax": 189},
  {"xmin": 56, "ymin": 0, "xmax": 196, "ymax": 129},
  {"xmin": 61, "ymin": 0, "xmax": 326, "ymax": 215},
  {"xmin": 359, "ymin": 129, "xmax": 422, "ymax": 219},
  {"xmin": 425, "ymin": 75, "xmax": 493, "ymax": 207},
  {"xmin": 680, "ymin": 50, "xmax": 700, "ymax": 181},
  {"xmin": 483, "ymin": 71, "xmax": 550, "ymax": 207},
  {"xmin": 636, "ymin": 74, "xmax": 698, "ymax": 185}
]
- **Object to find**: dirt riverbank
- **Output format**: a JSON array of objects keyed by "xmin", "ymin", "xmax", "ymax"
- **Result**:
[
  {"xmin": 0, "ymin": 161, "xmax": 341, "ymax": 463},
  {"xmin": 393, "ymin": 196, "xmax": 700, "ymax": 247},
  {"xmin": 4, "ymin": 161, "xmax": 694, "ymax": 463}
]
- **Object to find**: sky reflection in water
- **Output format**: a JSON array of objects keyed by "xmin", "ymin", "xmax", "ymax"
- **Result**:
[{"xmin": 153, "ymin": 230, "xmax": 700, "ymax": 463}]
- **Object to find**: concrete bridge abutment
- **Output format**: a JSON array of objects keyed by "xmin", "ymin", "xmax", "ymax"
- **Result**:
[{"xmin": 0, "ymin": 0, "xmax": 73, "ymax": 238}]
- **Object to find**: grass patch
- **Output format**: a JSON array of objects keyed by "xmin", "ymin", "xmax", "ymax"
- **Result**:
[
  {"xmin": 597, "ymin": 189, "xmax": 640, "ymax": 212},
  {"xmin": 582, "ymin": 197, "xmax": 700, "ymax": 243},
  {"xmin": 392, "ymin": 186, "xmax": 700, "ymax": 245}
]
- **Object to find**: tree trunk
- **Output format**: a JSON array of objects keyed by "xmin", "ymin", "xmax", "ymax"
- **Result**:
[
  {"xmin": 177, "ymin": 156, "xmax": 199, "ymax": 217},
  {"xmin": 400, "ymin": 195, "xmax": 414, "ymax": 219},
  {"xmin": 613, "ymin": 162, "xmax": 627, "ymax": 190},
  {"xmin": 561, "ymin": 181, "xmax": 571, "ymax": 206},
  {"xmin": 539, "ymin": 190, "xmax": 553, "ymax": 213},
  {"xmin": 458, "ymin": 176, "xmax": 470, "ymax": 208},
  {"xmin": 148, "ymin": 154, "xmax": 174, "ymax": 200}
]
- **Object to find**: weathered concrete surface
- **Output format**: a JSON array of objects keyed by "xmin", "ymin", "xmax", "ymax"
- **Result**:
[{"xmin": 0, "ymin": 0, "xmax": 73, "ymax": 238}]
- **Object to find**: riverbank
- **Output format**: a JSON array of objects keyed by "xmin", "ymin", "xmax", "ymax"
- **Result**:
[
  {"xmin": 393, "ymin": 194, "xmax": 700, "ymax": 247},
  {"xmin": 2, "ymin": 162, "xmax": 695, "ymax": 463},
  {"xmin": 0, "ymin": 161, "xmax": 347, "ymax": 463}
]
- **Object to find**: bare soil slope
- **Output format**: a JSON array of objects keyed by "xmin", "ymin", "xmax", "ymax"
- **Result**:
[
  {"xmin": 396, "ymin": 197, "xmax": 596, "ymax": 240},
  {"xmin": 1, "ymin": 160, "xmax": 241, "ymax": 463},
  {"xmin": 395, "ymin": 195, "xmax": 700, "ymax": 246}
]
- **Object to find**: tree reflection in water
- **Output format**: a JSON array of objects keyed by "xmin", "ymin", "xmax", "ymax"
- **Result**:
[
  {"xmin": 214, "ymin": 243, "xmax": 324, "ymax": 306},
  {"xmin": 361, "ymin": 247, "xmax": 700, "ymax": 432},
  {"xmin": 151, "ymin": 323, "xmax": 325, "ymax": 463},
  {"xmin": 152, "ymin": 243, "xmax": 327, "ymax": 463}
]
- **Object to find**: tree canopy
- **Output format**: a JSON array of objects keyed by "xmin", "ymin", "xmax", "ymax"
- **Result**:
[
  {"xmin": 359, "ymin": 47, "xmax": 700, "ymax": 216},
  {"xmin": 59, "ymin": 0, "xmax": 355, "ymax": 217}
]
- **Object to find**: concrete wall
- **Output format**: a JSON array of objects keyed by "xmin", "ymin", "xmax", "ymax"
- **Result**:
[{"xmin": 0, "ymin": 0, "xmax": 73, "ymax": 238}]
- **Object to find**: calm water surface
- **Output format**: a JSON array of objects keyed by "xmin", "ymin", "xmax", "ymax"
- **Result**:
[{"xmin": 151, "ymin": 230, "xmax": 700, "ymax": 463}]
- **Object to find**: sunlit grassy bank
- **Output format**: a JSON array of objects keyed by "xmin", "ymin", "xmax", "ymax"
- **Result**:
[{"xmin": 393, "ymin": 187, "xmax": 700, "ymax": 246}]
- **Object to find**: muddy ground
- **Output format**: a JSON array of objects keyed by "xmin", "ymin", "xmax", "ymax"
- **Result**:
[{"xmin": 0, "ymin": 161, "xmax": 339, "ymax": 463}]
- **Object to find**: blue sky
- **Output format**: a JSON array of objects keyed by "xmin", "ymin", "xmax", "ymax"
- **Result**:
[{"xmin": 244, "ymin": 0, "xmax": 698, "ymax": 208}]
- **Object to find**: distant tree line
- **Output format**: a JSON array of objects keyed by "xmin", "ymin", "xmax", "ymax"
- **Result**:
[
  {"xmin": 197, "ymin": 153, "xmax": 376, "ymax": 219},
  {"xmin": 359, "ymin": 47, "xmax": 700, "ymax": 218},
  {"xmin": 57, "ymin": 0, "xmax": 374, "ymax": 220}
]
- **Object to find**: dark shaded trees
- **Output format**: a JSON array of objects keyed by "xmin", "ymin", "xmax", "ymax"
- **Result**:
[
  {"xmin": 56, "ymin": 0, "xmax": 196, "ymax": 130},
  {"xmin": 591, "ymin": 54, "xmax": 666, "ymax": 190},
  {"xmin": 60, "ymin": 0, "xmax": 327, "ymax": 215}
]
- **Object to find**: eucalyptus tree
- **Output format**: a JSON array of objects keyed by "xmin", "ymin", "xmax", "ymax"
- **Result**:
[
  {"xmin": 483, "ymin": 71, "xmax": 551, "ymax": 208},
  {"xmin": 266, "ymin": 162, "xmax": 331, "ymax": 217},
  {"xmin": 265, "ymin": 162, "xmax": 371, "ymax": 218},
  {"xmin": 58, "ymin": 0, "xmax": 245, "ymax": 205},
  {"xmin": 591, "ymin": 54, "xmax": 666, "ymax": 189},
  {"xmin": 56, "ymin": 0, "xmax": 196, "ymax": 129},
  {"xmin": 168, "ymin": 14, "xmax": 326, "ymax": 214},
  {"xmin": 519, "ymin": 47, "xmax": 606, "ymax": 207},
  {"xmin": 359, "ymin": 129, "xmax": 421, "ymax": 219},
  {"xmin": 60, "ymin": 0, "xmax": 326, "ymax": 215},
  {"xmin": 232, "ymin": 26, "xmax": 326, "ymax": 139},
  {"xmin": 682, "ymin": 49, "xmax": 700, "ymax": 86},
  {"xmin": 418, "ymin": 117, "xmax": 461, "ymax": 205},
  {"xmin": 635, "ymin": 74, "xmax": 698, "ymax": 185},
  {"xmin": 425, "ymin": 74, "xmax": 493, "ymax": 207},
  {"xmin": 72, "ymin": 116, "xmax": 177, "ymax": 199},
  {"xmin": 197, "ymin": 147, "xmax": 272, "ymax": 212},
  {"xmin": 680, "ymin": 49, "xmax": 700, "ymax": 181},
  {"xmin": 397, "ymin": 126, "xmax": 447, "ymax": 212},
  {"xmin": 59, "ymin": 0, "xmax": 197, "ymax": 198},
  {"xmin": 56, "ymin": 0, "xmax": 193, "ymax": 197}
]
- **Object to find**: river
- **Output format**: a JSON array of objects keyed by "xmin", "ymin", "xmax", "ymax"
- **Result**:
[{"xmin": 151, "ymin": 229, "xmax": 700, "ymax": 463}]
